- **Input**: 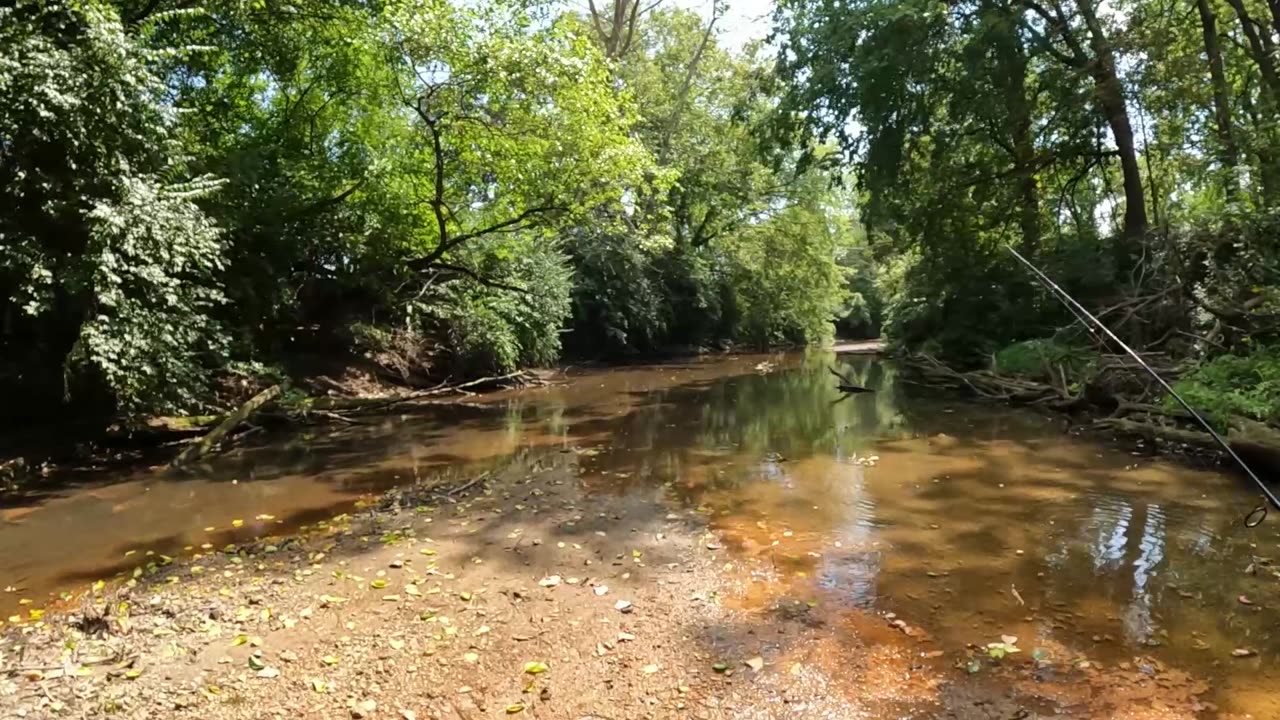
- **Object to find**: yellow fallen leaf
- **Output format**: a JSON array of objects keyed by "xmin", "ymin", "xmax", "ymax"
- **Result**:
[
  {"xmin": 321, "ymin": 655, "xmax": 340, "ymax": 666},
  {"xmin": 310, "ymin": 678, "xmax": 328, "ymax": 693},
  {"xmin": 371, "ymin": 579, "xmax": 388, "ymax": 589},
  {"xmin": 255, "ymin": 514, "xmax": 275, "ymax": 521},
  {"xmin": 522, "ymin": 661, "xmax": 549, "ymax": 674},
  {"xmin": 505, "ymin": 704, "xmax": 525, "ymax": 714},
  {"xmin": 230, "ymin": 634, "xmax": 249, "ymax": 647},
  {"xmin": 232, "ymin": 519, "xmax": 244, "ymax": 528},
  {"xmin": 419, "ymin": 548, "xmax": 436, "ymax": 556},
  {"xmin": 124, "ymin": 668, "xmax": 143, "ymax": 679}
]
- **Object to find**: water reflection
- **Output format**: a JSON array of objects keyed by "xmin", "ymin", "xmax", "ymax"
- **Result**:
[{"xmin": 4, "ymin": 351, "xmax": 1279, "ymax": 715}]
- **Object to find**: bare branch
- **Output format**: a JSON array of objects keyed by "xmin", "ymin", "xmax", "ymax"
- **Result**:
[{"xmin": 431, "ymin": 262, "xmax": 530, "ymax": 294}]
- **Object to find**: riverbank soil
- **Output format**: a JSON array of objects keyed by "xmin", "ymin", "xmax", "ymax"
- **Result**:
[{"xmin": 1, "ymin": 451, "xmax": 1219, "ymax": 719}]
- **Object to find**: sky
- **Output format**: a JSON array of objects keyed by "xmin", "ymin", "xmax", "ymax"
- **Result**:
[{"xmin": 671, "ymin": 0, "xmax": 774, "ymax": 52}]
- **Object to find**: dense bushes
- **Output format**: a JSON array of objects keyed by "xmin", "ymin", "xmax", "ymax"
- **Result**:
[{"xmin": 1171, "ymin": 347, "xmax": 1280, "ymax": 427}]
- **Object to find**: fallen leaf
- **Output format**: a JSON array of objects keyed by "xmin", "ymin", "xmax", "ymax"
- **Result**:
[
  {"xmin": 1232, "ymin": 648, "xmax": 1257, "ymax": 658},
  {"xmin": 389, "ymin": 639, "xmax": 405, "ymax": 651},
  {"xmin": 505, "ymin": 704, "xmax": 525, "ymax": 714},
  {"xmin": 321, "ymin": 655, "xmax": 340, "ymax": 666},
  {"xmin": 310, "ymin": 678, "xmax": 328, "ymax": 693},
  {"xmin": 463, "ymin": 652, "xmax": 480, "ymax": 664},
  {"xmin": 618, "ymin": 631, "xmax": 635, "ymax": 642},
  {"xmin": 371, "ymin": 579, "xmax": 388, "ymax": 589},
  {"xmin": 232, "ymin": 519, "xmax": 244, "ymax": 528},
  {"xmin": 1001, "ymin": 635, "xmax": 1018, "ymax": 645},
  {"xmin": 712, "ymin": 662, "xmax": 729, "ymax": 673},
  {"xmin": 523, "ymin": 661, "xmax": 549, "ymax": 674},
  {"xmin": 744, "ymin": 656, "xmax": 764, "ymax": 672},
  {"xmin": 247, "ymin": 655, "xmax": 266, "ymax": 671},
  {"xmin": 124, "ymin": 668, "xmax": 143, "ymax": 680},
  {"xmin": 1238, "ymin": 595, "xmax": 1255, "ymax": 606},
  {"xmin": 405, "ymin": 585, "xmax": 421, "ymax": 597}
]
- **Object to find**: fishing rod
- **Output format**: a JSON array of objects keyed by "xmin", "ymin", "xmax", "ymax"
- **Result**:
[{"xmin": 1006, "ymin": 245, "xmax": 1280, "ymax": 528}]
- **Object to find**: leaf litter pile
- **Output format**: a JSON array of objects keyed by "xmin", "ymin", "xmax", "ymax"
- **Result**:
[{"xmin": 0, "ymin": 449, "xmax": 1236, "ymax": 719}]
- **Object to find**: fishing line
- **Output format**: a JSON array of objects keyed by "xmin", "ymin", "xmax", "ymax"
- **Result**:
[{"xmin": 1006, "ymin": 245, "xmax": 1279, "ymax": 527}]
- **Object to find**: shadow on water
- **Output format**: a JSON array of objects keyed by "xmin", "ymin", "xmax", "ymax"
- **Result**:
[{"xmin": 3, "ymin": 350, "xmax": 1279, "ymax": 714}]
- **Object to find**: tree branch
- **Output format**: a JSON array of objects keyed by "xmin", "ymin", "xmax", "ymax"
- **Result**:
[{"xmin": 431, "ymin": 262, "xmax": 530, "ymax": 294}]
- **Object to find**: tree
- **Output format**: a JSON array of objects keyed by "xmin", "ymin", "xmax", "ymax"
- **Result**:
[{"xmin": 0, "ymin": 0, "xmax": 225, "ymax": 415}]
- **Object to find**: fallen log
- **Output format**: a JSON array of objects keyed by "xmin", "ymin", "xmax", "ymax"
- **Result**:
[{"xmin": 172, "ymin": 385, "xmax": 281, "ymax": 467}]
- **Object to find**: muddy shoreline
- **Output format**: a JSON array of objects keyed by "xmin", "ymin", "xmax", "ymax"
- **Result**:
[{"xmin": 0, "ymin": 448, "xmax": 1219, "ymax": 719}]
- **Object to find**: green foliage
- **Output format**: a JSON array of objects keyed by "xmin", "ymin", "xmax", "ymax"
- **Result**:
[
  {"xmin": 73, "ymin": 178, "xmax": 226, "ymax": 413},
  {"xmin": 1, "ymin": 0, "xmax": 863, "ymax": 423},
  {"xmin": 992, "ymin": 338, "xmax": 1091, "ymax": 380},
  {"xmin": 420, "ymin": 245, "xmax": 573, "ymax": 374},
  {"xmin": 1171, "ymin": 348, "xmax": 1280, "ymax": 426},
  {"xmin": 768, "ymin": 0, "xmax": 1280, "ymax": 426},
  {"xmin": 562, "ymin": 9, "xmax": 856, "ymax": 356},
  {"xmin": 0, "ymin": 0, "xmax": 226, "ymax": 415}
]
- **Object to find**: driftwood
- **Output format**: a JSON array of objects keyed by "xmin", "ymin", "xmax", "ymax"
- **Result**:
[
  {"xmin": 905, "ymin": 352, "xmax": 1280, "ymax": 473},
  {"xmin": 172, "ymin": 385, "xmax": 282, "ymax": 466},
  {"xmin": 828, "ymin": 366, "xmax": 874, "ymax": 394}
]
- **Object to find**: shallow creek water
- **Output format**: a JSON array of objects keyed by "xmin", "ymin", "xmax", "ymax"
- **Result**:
[{"xmin": 4, "ymin": 350, "xmax": 1279, "ymax": 715}]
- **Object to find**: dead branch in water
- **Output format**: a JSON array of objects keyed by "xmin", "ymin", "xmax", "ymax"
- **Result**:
[{"xmin": 171, "ymin": 385, "xmax": 281, "ymax": 466}]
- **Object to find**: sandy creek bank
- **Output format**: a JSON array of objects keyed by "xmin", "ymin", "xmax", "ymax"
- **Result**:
[{"xmin": 1, "ymin": 452, "xmax": 1216, "ymax": 719}]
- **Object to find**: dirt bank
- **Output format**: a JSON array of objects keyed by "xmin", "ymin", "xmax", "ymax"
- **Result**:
[{"xmin": 0, "ymin": 448, "xmax": 1225, "ymax": 719}]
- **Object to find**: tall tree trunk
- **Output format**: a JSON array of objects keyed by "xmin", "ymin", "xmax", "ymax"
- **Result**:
[
  {"xmin": 1076, "ymin": 0, "xmax": 1148, "ymax": 247},
  {"xmin": 1196, "ymin": 0, "xmax": 1240, "ymax": 194},
  {"xmin": 1009, "ymin": 58, "xmax": 1041, "ymax": 255},
  {"xmin": 1224, "ymin": 0, "xmax": 1280, "ymax": 95},
  {"xmin": 987, "ymin": 0, "xmax": 1039, "ymax": 253},
  {"xmin": 587, "ymin": 0, "xmax": 644, "ymax": 59}
]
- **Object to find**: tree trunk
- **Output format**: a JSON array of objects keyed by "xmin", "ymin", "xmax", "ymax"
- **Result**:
[
  {"xmin": 588, "ymin": 0, "xmax": 643, "ymax": 59},
  {"xmin": 1008, "ymin": 36, "xmax": 1041, "ymax": 255},
  {"xmin": 1224, "ymin": 0, "xmax": 1280, "ymax": 96},
  {"xmin": 1076, "ymin": 0, "xmax": 1148, "ymax": 246},
  {"xmin": 1196, "ymin": 0, "xmax": 1240, "ymax": 194}
]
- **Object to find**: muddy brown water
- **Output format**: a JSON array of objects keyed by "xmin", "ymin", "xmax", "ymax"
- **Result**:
[{"xmin": 3, "ymin": 350, "xmax": 1279, "ymax": 715}]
